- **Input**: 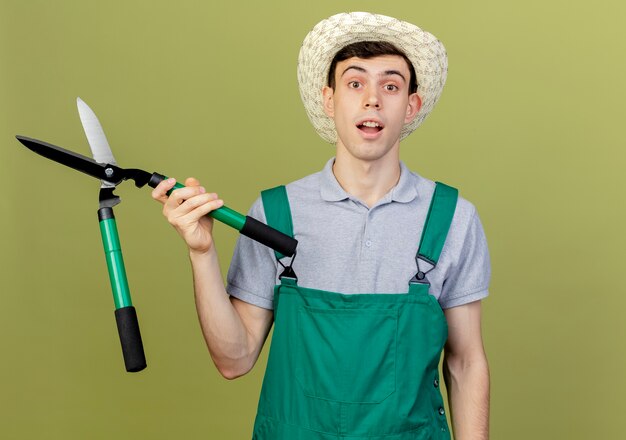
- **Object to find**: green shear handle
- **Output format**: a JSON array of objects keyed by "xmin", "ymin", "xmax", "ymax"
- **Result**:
[{"xmin": 99, "ymin": 207, "xmax": 146, "ymax": 372}]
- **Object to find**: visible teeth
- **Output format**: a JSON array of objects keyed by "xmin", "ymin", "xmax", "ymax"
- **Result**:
[{"xmin": 362, "ymin": 121, "xmax": 380, "ymax": 128}]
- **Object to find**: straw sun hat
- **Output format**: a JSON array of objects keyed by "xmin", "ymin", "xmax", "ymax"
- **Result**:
[{"xmin": 297, "ymin": 12, "xmax": 448, "ymax": 144}]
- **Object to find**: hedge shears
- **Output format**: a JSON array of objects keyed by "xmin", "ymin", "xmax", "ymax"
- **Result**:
[{"xmin": 16, "ymin": 98, "xmax": 298, "ymax": 372}]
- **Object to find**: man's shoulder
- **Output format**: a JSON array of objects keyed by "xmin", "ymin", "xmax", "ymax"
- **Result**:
[
  {"xmin": 249, "ymin": 167, "xmax": 324, "ymax": 221},
  {"xmin": 284, "ymin": 168, "xmax": 324, "ymax": 194},
  {"xmin": 273, "ymin": 167, "xmax": 326, "ymax": 205},
  {"xmin": 259, "ymin": 163, "xmax": 324, "ymax": 194},
  {"xmin": 407, "ymin": 166, "xmax": 478, "ymax": 227}
]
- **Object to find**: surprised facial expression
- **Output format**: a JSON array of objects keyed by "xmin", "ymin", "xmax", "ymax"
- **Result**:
[{"xmin": 322, "ymin": 55, "xmax": 422, "ymax": 163}]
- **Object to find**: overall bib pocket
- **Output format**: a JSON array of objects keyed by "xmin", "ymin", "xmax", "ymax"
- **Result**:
[{"xmin": 296, "ymin": 306, "xmax": 398, "ymax": 404}]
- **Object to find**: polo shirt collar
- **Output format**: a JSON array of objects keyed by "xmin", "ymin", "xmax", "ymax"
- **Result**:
[
  {"xmin": 319, "ymin": 157, "xmax": 418, "ymax": 204},
  {"xmin": 390, "ymin": 160, "xmax": 419, "ymax": 203}
]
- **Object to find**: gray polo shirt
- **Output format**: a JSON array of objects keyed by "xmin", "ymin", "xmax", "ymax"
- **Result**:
[{"xmin": 226, "ymin": 158, "xmax": 490, "ymax": 310}]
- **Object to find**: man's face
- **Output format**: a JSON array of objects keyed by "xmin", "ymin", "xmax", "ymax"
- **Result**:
[{"xmin": 322, "ymin": 55, "xmax": 421, "ymax": 163}]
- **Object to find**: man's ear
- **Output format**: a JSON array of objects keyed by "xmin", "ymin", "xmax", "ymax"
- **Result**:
[
  {"xmin": 404, "ymin": 93, "xmax": 422, "ymax": 124},
  {"xmin": 322, "ymin": 86, "xmax": 335, "ymax": 118}
]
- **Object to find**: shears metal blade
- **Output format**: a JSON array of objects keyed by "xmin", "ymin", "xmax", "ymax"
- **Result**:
[{"xmin": 77, "ymin": 97, "xmax": 117, "ymax": 189}]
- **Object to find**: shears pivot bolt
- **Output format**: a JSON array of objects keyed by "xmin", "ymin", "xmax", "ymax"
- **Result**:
[{"xmin": 105, "ymin": 168, "xmax": 114, "ymax": 177}]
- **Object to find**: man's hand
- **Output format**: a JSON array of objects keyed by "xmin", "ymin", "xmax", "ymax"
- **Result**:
[{"xmin": 151, "ymin": 177, "xmax": 224, "ymax": 254}]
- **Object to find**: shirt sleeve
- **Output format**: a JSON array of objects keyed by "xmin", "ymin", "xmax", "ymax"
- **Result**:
[
  {"xmin": 225, "ymin": 196, "xmax": 279, "ymax": 310},
  {"xmin": 438, "ymin": 206, "xmax": 491, "ymax": 309}
]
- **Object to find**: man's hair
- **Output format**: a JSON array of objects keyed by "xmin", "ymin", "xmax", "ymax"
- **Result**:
[{"xmin": 327, "ymin": 41, "xmax": 418, "ymax": 94}]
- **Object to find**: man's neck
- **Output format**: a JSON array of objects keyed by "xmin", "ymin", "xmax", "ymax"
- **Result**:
[{"xmin": 332, "ymin": 148, "xmax": 401, "ymax": 208}]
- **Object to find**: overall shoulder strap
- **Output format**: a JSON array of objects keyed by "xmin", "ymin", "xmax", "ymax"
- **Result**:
[
  {"xmin": 261, "ymin": 185, "xmax": 294, "ymax": 260},
  {"xmin": 417, "ymin": 182, "xmax": 459, "ymax": 266}
]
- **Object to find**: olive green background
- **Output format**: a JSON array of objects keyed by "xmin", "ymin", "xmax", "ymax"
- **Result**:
[{"xmin": 1, "ymin": 0, "xmax": 624, "ymax": 438}]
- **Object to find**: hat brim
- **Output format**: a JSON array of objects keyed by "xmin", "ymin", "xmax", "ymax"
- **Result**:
[{"xmin": 297, "ymin": 12, "xmax": 448, "ymax": 144}]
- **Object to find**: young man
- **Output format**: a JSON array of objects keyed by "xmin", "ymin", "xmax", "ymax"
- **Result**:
[{"xmin": 152, "ymin": 12, "xmax": 490, "ymax": 440}]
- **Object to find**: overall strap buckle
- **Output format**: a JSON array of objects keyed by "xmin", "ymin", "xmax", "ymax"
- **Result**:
[
  {"xmin": 278, "ymin": 251, "xmax": 298, "ymax": 281},
  {"xmin": 410, "ymin": 255, "xmax": 436, "ymax": 285}
]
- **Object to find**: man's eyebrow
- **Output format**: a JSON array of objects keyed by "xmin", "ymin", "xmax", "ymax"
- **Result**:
[
  {"xmin": 340, "ymin": 65, "xmax": 407, "ymax": 82},
  {"xmin": 383, "ymin": 70, "xmax": 407, "ymax": 82},
  {"xmin": 340, "ymin": 65, "xmax": 367, "ymax": 77}
]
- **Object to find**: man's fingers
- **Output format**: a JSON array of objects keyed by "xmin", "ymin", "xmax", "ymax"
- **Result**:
[
  {"xmin": 165, "ymin": 185, "xmax": 208, "ymax": 209},
  {"xmin": 178, "ymin": 198, "xmax": 225, "ymax": 224},
  {"xmin": 151, "ymin": 177, "xmax": 177, "ymax": 203},
  {"xmin": 152, "ymin": 177, "xmax": 219, "ymax": 226},
  {"xmin": 151, "ymin": 177, "xmax": 203, "ymax": 203},
  {"xmin": 177, "ymin": 192, "xmax": 219, "ymax": 213},
  {"xmin": 166, "ymin": 192, "xmax": 221, "ymax": 221},
  {"xmin": 185, "ymin": 177, "xmax": 200, "ymax": 187}
]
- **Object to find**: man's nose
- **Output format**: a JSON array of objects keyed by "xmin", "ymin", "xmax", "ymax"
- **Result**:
[{"xmin": 363, "ymin": 89, "xmax": 381, "ymax": 109}]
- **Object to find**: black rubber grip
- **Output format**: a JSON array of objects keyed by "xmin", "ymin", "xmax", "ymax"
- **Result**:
[
  {"xmin": 148, "ymin": 172, "xmax": 166, "ymax": 188},
  {"xmin": 98, "ymin": 207, "xmax": 114, "ymax": 221},
  {"xmin": 241, "ymin": 215, "xmax": 298, "ymax": 258},
  {"xmin": 114, "ymin": 306, "xmax": 147, "ymax": 372}
]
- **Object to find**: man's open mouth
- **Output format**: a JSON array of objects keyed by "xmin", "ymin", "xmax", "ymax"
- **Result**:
[{"xmin": 357, "ymin": 120, "xmax": 384, "ymax": 134}]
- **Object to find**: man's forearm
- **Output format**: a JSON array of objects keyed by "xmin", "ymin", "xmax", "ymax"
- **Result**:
[
  {"xmin": 189, "ymin": 248, "xmax": 257, "ymax": 378},
  {"xmin": 444, "ymin": 354, "xmax": 490, "ymax": 440}
]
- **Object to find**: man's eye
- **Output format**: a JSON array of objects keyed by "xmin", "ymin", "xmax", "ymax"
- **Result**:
[
  {"xmin": 349, "ymin": 81, "xmax": 361, "ymax": 89},
  {"xmin": 385, "ymin": 84, "xmax": 399, "ymax": 91}
]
